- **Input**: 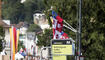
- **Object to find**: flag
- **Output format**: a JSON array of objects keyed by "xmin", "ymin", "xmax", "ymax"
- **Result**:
[
  {"xmin": 52, "ymin": 17, "xmax": 57, "ymax": 39},
  {"xmin": 51, "ymin": 11, "xmax": 69, "ymax": 39},
  {"xmin": 9, "ymin": 28, "xmax": 13, "ymax": 60},
  {"xmin": 16, "ymin": 29, "xmax": 19, "ymax": 52},
  {"xmin": 13, "ymin": 27, "xmax": 17, "ymax": 51},
  {"xmin": 52, "ymin": 10, "xmax": 63, "ymax": 23},
  {"xmin": 52, "ymin": 11, "xmax": 63, "ymax": 32},
  {"xmin": 51, "ymin": 17, "xmax": 62, "ymax": 39},
  {"xmin": 60, "ymin": 31, "xmax": 69, "ymax": 39},
  {"xmin": 52, "ymin": 11, "xmax": 63, "ymax": 31},
  {"xmin": 10, "ymin": 26, "xmax": 15, "ymax": 60}
]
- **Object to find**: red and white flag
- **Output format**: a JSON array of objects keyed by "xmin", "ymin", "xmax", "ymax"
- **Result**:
[
  {"xmin": 51, "ymin": 17, "xmax": 64, "ymax": 39},
  {"xmin": 51, "ymin": 11, "xmax": 69, "ymax": 39},
  {"xmin": 60, "ymin": 32, "xmax": 69, "ymax": 39}
]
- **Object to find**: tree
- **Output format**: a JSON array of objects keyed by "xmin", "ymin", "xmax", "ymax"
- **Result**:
[
  {"xmin": 27, "ymin": 24, "xmax": 42, "ymax": 33},
  {"xmin": 2, "ymin": 0, "xmax": 24, "ymax": 24},
  {"xmin": 0, "ymin": 26, "xmax": 5, "ymax": 52},
  {"xmin": 2, "ymin": 0, "xmax": 45, "ymax": 24},
  {"xmin": 81, "ymin": 0, "xmax": 105, "ymax": 60},
  {"xmin": 37, "ymin": 29, "xmax": 53, "ymax": 47},
  {"xmin": 44, "ymin": 0, "xmax": 105, "ymax": 60},
  {"xmin": 23, "ymin": 0, "xmax": 45, "ymax": 23}
]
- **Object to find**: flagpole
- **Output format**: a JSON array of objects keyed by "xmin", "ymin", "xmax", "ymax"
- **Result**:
[
  {"xmin": 79, "ymin": 0, "xmax": 82, "ymax": 56},
  {"xmin": 76, "ymin": 0, "xmax": 79, "ymax": 59}
]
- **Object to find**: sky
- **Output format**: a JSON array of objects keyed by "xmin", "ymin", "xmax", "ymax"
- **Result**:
[{"xmin": 21, "ymin": 0, "xmax": 26, "ymax": 3}]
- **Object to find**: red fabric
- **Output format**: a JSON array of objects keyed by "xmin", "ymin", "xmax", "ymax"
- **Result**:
[
  {"xmin": 63, "ymin": 33, "xmax": 69, "ymax": 39},
  {"xmin": 52, "ymin": 13, "xmax": 69, "ymax": 39},
  {"xmin": 56, "ymin": 15, "xmax": 63, "ymax": 33},
  {"xmin": 13, "ymin": 27, "xmax": 17, "ymax": 50},
  {"xmin": 53, "ymin": 29, "xmax": 55, "ymax": 39},
  {"xmin": 56, "ymin": 16, "xmax": 63, "ymax": 23},
  {"xmin": 56, "ymin": 22, "xmax": 63, "ymax": 32},
  {"xmin": 52, "ymin": 18, "xmax": 63, "ymax": 39},
  {"xmin": 60, "ymin": 33, "xmax": 69, "ymax": 39}
]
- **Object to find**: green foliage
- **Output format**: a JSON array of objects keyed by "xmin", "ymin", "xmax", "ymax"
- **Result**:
[
  {"xmin": 37, "ymin": 29, "xmax": 53, "ymax": 47},
  {"xmin": 44, "ymin": 0, "xmax": 105, "ymax": 60},
  {"xmin": 27, "ymin": 24, "xmax": 42, "ymax": 33},
  {"xmin": 18, "ymin": 40, "xmax": 25, "ymax": 51},
  {"xmin": 2, "ymin": 0, "xmax": 45, "ymax": 24},
  {"xmin": 44, "ymin": 0, "xmax": 77, "ymax": 38},
  {"xmin": 81, "ymin": 0, "xmax": 105, "ymax": 60},
  {"xmin": 0, "ymin": 26, "xmax": 5, "ymax": 52},
  {"xmin": 2, "ymin": 0, "xmax": 24, "ymax": 23},
  {"xmin": 23, "ymin": 0, "xmax": 45, "ymax": 23}
]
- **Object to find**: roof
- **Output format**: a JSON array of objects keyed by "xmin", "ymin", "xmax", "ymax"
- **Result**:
[
  {"xmin": 0, "ymin": 20, "xmax": 10, "ymax": 28},
  {"xmin": 10, "ymin": 22, "xmax": 24, "ymax": 28},
  {"xmin": 0, "ymin": 20, "xmax": 27, "ymax": 28},
  {"xmin": 10, "ymin": 22, "xmax": 29, "ymax": 29},
  {"xmin": 16, "ymin": 22, "xmax": 24, "ymax": 28},
  {"xmin": 34, "ymin": 10, "xmax": 42, "ymax": 13}
]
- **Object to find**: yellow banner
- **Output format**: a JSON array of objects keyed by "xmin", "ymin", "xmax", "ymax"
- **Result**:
[
  {"xmin": 12, "ymin": 27, "xmax": 15, "ymax": 60},
  {"xmin": 16, "ymin": 29, "xmax": 19, "ymax": 52},
  {"xmin": 53, "ymin": 56, "xmax": 66, "ymax": 60},
  {"xmin": 52, "ymin": 45, "xmax": 72, "ymax": 55},
  {"xmin": 9, "ymin": 27, "xmax": 15, "ymax": 60},
  {"xmin": 9, "ymin": 28, "xmax": 13, "ymax": 60}
]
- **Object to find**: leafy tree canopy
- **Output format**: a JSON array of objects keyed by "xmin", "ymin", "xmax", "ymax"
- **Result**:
[
  {"xmin": 44, "ymin": 0, "xmax": 105, "ymax": 60},
  {"xmin": 37, "ymin": 29, "xmax": 53, "ymax": 47},
  {"xmin": 27, "ymin": 24, "xmax": 42, "ymax": 33},
  {"xmin": 2, "ymin": 0, "xmax": 45, "ymax": 24}
]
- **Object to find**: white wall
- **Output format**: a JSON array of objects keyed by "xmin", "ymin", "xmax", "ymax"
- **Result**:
[
  {"xmin": 19, "ymin": 27, "xmax": 27, "ymax": 34},
  {"xmin": 4, "ymin": 28, "xmax": 10, "ymax": 47},
  {"xmin": 33, "ymin": 13, "xmax": 50, "ymax": 30}
]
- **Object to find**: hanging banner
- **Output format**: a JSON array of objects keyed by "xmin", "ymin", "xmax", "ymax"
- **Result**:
[
  {"xmin": 10, "ymin": 27, "xmax": 15, "ymax": 60},
  {"xmin": 16, "ymin": 29, "xmax": 19, "ymax": 52},
  {"xmin": 10, "ymin": 26, "xmax": 19, "ymax": 60}
]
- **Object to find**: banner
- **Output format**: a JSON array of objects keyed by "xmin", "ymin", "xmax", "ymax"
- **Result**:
[
  {"xmin": 10, "ymin": 27, "xmax": 15, "ymax": 60},
  {"xmin": 10, "ymin": 26, "xmax": 19, "ymax": 60},
  {"xmin": 9, "ymin": 28, "xmax": 13, "ymax": 60},
  {"xmin": 16, "ymin": 29, "xmax": 19, "ymax": 52}
]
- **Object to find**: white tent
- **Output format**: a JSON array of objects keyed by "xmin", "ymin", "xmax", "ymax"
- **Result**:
[{"xmin": 15, "ymin": 52, "xmax": 24, "ymax": 60}]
